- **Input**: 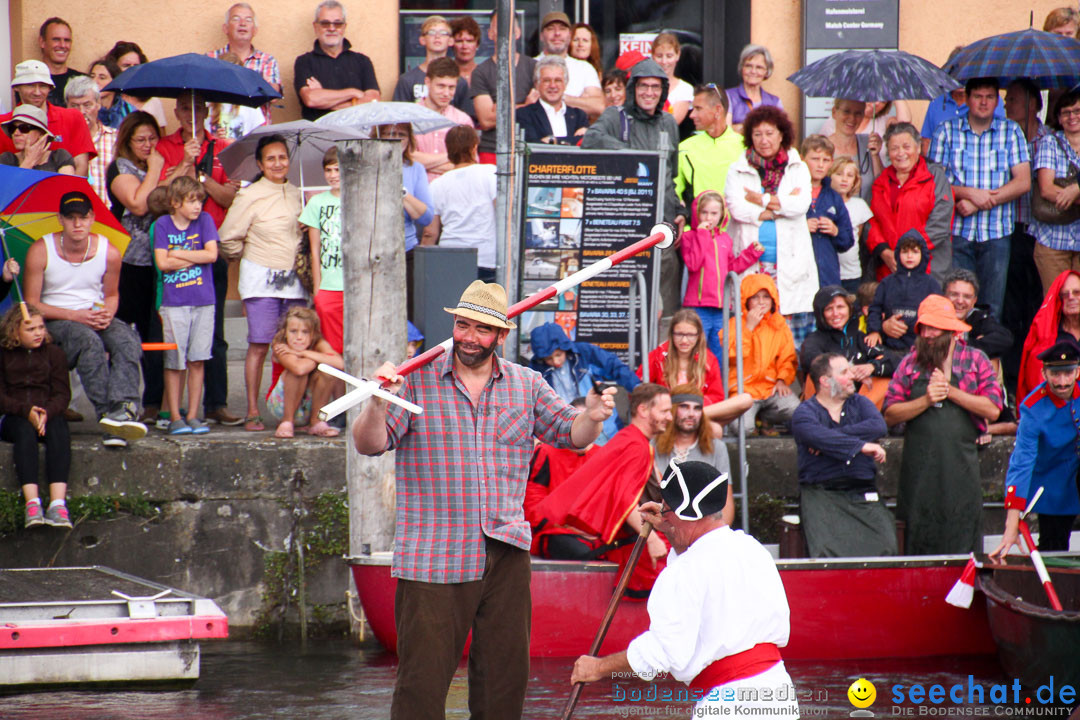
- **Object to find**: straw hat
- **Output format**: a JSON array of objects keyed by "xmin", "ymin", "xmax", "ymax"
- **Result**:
[
  {"xmin": 915, "ymin": 294, "xmax": 971, "ymax": 334},
  {"xmin": 444, "ymin": 280, "xmax": 516, "ymax": 329}
]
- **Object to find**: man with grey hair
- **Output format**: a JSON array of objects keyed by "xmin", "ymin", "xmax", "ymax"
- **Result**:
[
  {"xmin": 791, "ymin": 352, "xmax": 896, "ymax": 558},
  {"xmin": 943, "ymin": 267, "xmax": 1013, "ymax": 363},
  {"xmin": 209, "ymin": 2, "xmax": 281, "ymax": 123},
  {"xmin": 516, "ymin": 55, "xmax": 587, "ymax": 144},
  {"xmin": 535, "ymin": 12, "xmax": 603, "ymax": 120},
  {"xmin": 64, "ymin": 75, "xmax": 115, "ymax": 202},
  {"xmin": 293, "ymin": 0, "xmax": 380, "ymax": 121}
]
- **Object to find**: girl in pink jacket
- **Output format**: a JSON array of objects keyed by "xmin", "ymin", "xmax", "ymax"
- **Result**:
[{"xmin": 680, "ymin": 190, "xmax": 763, "ymax": 360}]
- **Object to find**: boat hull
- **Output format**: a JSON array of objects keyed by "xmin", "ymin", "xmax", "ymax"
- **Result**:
[
  {"xmin": 348, "ymin": 554, "xmax": 995, "ymax": 660},
  {"xmin": 981, "ymin": 563, "xmax": 1080, "ymax": 689}
]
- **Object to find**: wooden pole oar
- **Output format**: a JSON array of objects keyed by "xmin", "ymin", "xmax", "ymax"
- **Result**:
[
  {"xmin": 560, "ymin": 467, "xmax": 664, "ymax": 720},
  {"xmin": 1017, "ymin": 487, "xmax": 1064, "ymax": 611}
]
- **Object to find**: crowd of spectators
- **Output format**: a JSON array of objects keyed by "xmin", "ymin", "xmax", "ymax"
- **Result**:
[{"xmin": 3, "ymin": 3, "xmax": 1080, "ymax": 552}]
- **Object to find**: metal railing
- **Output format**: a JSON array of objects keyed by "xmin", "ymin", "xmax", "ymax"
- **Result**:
[
  {"xmin": 626, "ymin": 271, "xmax": 650, "ymax": 381},
  {"xmin": 719, "ymin": 271, "xmax": 750, "ymax": 533}
]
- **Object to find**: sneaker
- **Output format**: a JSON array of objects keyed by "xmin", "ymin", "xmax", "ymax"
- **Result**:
[
  {"xmin": 44, "ymin": 504, "xmax": 73, "ymax": 529},
  {"xmin": 102, "ymin": 433, "xmax": 127, "ymax": 448},
  {"xmin": 168, "ymin": 418, "xmax": 192, "ymax": 435},
  {"xmin": 156, "ymin": 416, "xmax": 171, "ymax": 431},
  {"xmin": 187, "ymin": 418, "xmax": 210, "ymax": 435},
  {"xmin": 138, "ymin": 404, "xmax": 160, "ymax": 424},
  {"xmin": 24, "ymin": 502, "xmax": 44, "ymax": 528},
  {"xmin": 205, "ymin": 407, "xmax": 244, "ymax": 426},
  {"xmin": 99, "ymin": 403, "xmax": 148, "ymax": 441}
]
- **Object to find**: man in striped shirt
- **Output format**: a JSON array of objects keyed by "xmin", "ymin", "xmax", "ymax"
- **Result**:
[
  {"xmin": 929, "ymin": 77, "xmax": 1031, "ymax": 321},
  {"xmin": 353, "ymin": 280, "xmax": 614, "ymax": 720}
]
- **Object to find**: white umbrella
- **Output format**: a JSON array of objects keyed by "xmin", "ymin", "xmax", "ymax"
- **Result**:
[
  {"xmin": 217, "ymin": 120, "xmax": 366, "ymax": 188},
  {"xmin": 315, "ymin": 101, "xmax": 457, "ymax": 135}
]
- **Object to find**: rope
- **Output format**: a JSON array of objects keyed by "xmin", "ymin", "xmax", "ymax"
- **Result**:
[{"xmin": 345, "ymin": 588, "xmax": 367, "ymax": 642}]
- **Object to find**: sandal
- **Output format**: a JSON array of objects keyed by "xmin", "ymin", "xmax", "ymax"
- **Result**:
[
  {"xmin": 274, "ymin": 420, "xmax": 294, "ymax": 439},
  {"xmin": 244, "ymin": 415, "xmax": 265, "ymax": 432},
  {"xmin": 306, "ymin": 421, "xmax": 340, "ymax": 438}
]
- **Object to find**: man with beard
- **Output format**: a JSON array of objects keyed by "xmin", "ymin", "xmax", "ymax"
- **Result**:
[
  {"xmin": 792, "ymin": 353, "xmax": 896, "ymax": 557},
  {"xmin": 352, "ymin": 280, "xmax": 614, "ymax": 720},
  {"xmin": 652, "ymin": 383, "xmax": 734, "ymax": 526},
  {"xmin": 884, "ymin": 295, "xmax": 1003, "ymax": 554},
  {"xmin": 990, "ymin": 341, "xmax": 1080, "ymax": 560},
  {"xmin": 532, "ymin": 383, "xmax": 674, "ymax": 596}
]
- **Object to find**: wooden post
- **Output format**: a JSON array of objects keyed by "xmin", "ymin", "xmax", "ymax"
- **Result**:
[{"xmin": 338, "ymin": 139, "xmax": 404, "ymax": 638}]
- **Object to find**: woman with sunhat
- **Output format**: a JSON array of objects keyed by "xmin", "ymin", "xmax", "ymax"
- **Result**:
[
  {"xmin": 0, "ymin": 105, "xmax": 75, "ymax": 173},
  {"xmin": 883, "ymin": 295, "xmax": 1003, "ymax": 554}
]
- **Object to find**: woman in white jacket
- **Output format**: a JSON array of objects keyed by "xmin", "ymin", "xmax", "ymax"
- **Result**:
[{"xmin": 725, "ymin": 106, "xmax": 818, "ymax": 347}]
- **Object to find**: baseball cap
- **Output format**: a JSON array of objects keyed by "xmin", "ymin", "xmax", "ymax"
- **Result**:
[{"xmin": 59, "ymin": 191, "xmax": 94, "ymax": 217}]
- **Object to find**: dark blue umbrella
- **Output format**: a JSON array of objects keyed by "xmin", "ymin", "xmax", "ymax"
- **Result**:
[
  {"xmin": 788, "ymin": 49, "xmax": 961, "ymax": 101},
  {"xmin": 944, "ymin": 28, "xmax": 1080, "ymax": 90},
  {"xmin": 103, "ymin": 52, "xmax": 281, "ymax": 107}
]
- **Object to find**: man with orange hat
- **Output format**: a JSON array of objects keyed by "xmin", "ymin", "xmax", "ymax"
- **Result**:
[
  {"xmin": 883, "ymin": 294, "xmax": 1003, "ymax": 554},
  {"xmin": 352, "ymin": 280, "xmax": 615, "ymax": 720}
]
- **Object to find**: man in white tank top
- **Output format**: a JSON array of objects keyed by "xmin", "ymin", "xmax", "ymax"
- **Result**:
[{"xmin": 23, "ymin": 191, "xmax": 146, "ymax": 447}]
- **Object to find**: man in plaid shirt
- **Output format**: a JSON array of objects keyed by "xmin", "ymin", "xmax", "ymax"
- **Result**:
[
  {"xmin": 929, "ymin": 77, "xmax": 1031, "ymax": 321},
  {"xmin": 354, "ymin": 280, "xmax": 614, "ymax": 720},
  {"xmin": 208, "ymin": 3, "xmax": 281, "ymax": 123}
]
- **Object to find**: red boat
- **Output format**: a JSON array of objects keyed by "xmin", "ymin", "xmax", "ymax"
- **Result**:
[{"xmin": 348, "ymin": 552, "xmax": 995, "ymax": 660}]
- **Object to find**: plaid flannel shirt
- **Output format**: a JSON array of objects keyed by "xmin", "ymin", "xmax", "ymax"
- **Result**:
[
  {"xmin": 883, "ymin": 340, "xmax": 1004, "ymax": 433},
  {"xmin": 383, "ymin": 351, "xmax": 579, "ymax": 583},
  {"xmin": 929, "ymin": 115, "xmax": 1030, "ymax": 242},
  {"xmin": 209, "ymin": 46, "xmax": 280, "ymax": 121},
  {"xmin": 1031, "ymin": 129, "xmax": 1080, "ymax": 251},
  {"xmin": 1017, "ymin": 121, "xmax": 1050, "ymax": 227},
  {"xmin": 88, "ymin": 125, "xmax": 116, "ymax": 203}
]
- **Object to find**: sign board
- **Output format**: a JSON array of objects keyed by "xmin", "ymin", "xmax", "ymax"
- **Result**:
[
  {"xmin": 801, "ymin": 0, "xmax": 899, "ymax": 135},
  {"xmin": 618, "ymin": 33, "xmax": 656, "ymax": 57},
  {"xmin": 518, "ymin": 147, "xmax": 662, "ymax": 365}
]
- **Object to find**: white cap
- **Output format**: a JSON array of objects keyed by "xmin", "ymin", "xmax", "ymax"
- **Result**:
[{"xmin": 12, "ymin": 60, "xmax": 54, "ymax": 87}]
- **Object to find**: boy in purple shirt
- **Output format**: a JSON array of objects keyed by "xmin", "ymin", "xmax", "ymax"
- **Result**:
[{"xmin": 152, "ymin": 176, "xmax": 219, "ymax": 435}]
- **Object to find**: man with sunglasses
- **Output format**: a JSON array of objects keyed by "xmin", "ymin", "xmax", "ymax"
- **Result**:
[
  {"xmin": 674, "ymin": 83, "xmax": 744, "ymax": 205},
  {"xmin": 293, "ymin": 0, "xmax": 380, "ymax": 121},
  {"xmin": 571, "ymin": 459, "xmax": 799, "ymax": 717}
]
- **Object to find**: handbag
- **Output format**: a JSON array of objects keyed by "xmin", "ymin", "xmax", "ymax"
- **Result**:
[{"xmin": 1030, "ymin": 133, "xmax": 1080, "ymax": 225}]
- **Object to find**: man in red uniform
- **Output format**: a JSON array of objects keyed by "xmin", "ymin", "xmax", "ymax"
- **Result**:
[{"xmin": 534, "ymin": 383, "xmax": 672, "ymax": 596}]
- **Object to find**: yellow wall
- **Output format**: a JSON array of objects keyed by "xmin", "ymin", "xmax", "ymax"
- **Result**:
[
  {"xmin": 752, "ymin": 0, "xmax": 1070, "ymax": 136},
  {"xmin": 11, "ymin": 0, "xmax": 400, "ymax": 130}
]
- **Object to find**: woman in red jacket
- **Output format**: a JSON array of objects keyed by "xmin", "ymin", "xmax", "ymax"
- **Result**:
[
  {"xmin": 1018, "ymin": 270, "xmax": 1080, "ymax": 401},
  {"xmin": 865, "ymin": 123, "xmax": 954, "ymax": 284},
  {"xmin": 0, "ymin": 304, "xmax": 73, "ymax": 529},
  {"xmin": 638, "ymin": 309, "xmax": 752, "ymax": 430}
]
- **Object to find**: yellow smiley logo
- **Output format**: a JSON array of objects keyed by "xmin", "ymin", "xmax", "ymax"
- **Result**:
[{"xmin": 848, "ymin": 678, "xmax": 876, "ymax": 709}]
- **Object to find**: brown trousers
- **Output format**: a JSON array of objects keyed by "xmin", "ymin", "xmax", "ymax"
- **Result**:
[
  {"xmin": 1033, "ymin": 242, "xmax": 1080, "ymax": 295},
  {"xmin": 391, "ymin": 537, "xmax": 532, "ymax": 720}
]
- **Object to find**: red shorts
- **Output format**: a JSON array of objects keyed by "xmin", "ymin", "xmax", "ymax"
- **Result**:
[
  {"xmin": 478, "ymin": 151, "xmax": 497, "ymax": 165},
  {"xmin": 313, "ymin": 289, "xmax": 344, "ymax": 354}
]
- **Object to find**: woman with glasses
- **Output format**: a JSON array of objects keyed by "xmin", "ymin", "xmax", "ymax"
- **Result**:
[
  {"xmin": 725, "ymin": 44, "xmax": 783, "ymax": 134},
  {"xmin": 106, "ymin": 111, "xmax": 165, "ymax": 419},
  {"xmin": 374, "ymin": 123, "xmax": 432, "ymax": 320},
  {"xmin": 0, "ymin": 105, "xmax": 74, "ymax": 173},
  {"xmin": 218, "ymin": 135, "xmax": 307, "ymax": 431},
  {"xmin": 638, "ymin": 309, "xmax": 752, "ymax": 431},
  {"xmin": 1019, "ymin": 271, "xmax": 1080, "ymax": 400},
  {"xmin": 1030, "ymin": 90, "xmax": 1080, "ymax": 293}
]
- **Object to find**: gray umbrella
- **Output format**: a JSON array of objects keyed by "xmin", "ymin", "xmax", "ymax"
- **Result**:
[
  {"xmin": 315, "ymin": 101, "xmax": 457, "ymax": 135},
  {"xmin": 217, "ymin": 120, "xmax": 366, "ymax": 187},
  {"xmin": 788, "ymin": 49, "xmax": 961, "ymax": 101}
]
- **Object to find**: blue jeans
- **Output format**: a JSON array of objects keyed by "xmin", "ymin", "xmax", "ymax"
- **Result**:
[
  {"xmin": 692, "ymin": 306, "xmax": 726, "ymax": 362},
  {"xmin": 951, "ymin": 234, "xmax": 1011, "ymax": 319}
]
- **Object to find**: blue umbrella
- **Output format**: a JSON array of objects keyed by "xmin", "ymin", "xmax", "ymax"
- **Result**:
[
  {"xmin": 788, "ymin": 49, "xmax": 960, "ymax": 101},
  {"xmin": 944, "ymin": 28, "xmax": 1080, "ymax": 89},
  {"xmin": 103, "ymin": 52, "xmax": 281, "ymax": 107},
  {"xmin": 316, "ymin": 101, "xmax": 457, "ymax": 135}
]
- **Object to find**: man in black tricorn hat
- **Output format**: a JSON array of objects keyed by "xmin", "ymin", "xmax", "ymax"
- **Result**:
[
  {"xmin": 570, "ymin": 460, "xmax": 800, "ymax": 716},
  {"xmin": 991, "ymin": 339, "xmax": 1080, "ymax": 560}
]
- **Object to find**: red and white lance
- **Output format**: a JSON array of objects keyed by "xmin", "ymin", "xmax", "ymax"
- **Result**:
[
  {"xmin": 317, "ymin": 222, "xmax": 676, "ymax": 420},
  {"xmin": 1013, "ymin": 486, "xmax": 1064, "ymax": 611}
]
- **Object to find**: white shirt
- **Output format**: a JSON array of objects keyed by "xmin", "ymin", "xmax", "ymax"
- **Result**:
[
  {"xmin": 627, "ymin": 526, "xmax": 791, "ymax": 684},
  {"xmin": 539, "ymin": 98, "xmax": 567, "ymax": 138},
  {"xmin": 536, "ymin": 52, "xmax": 600, "ymax": 98},
  {"xmin": 840, "ymin": 197, "xmax": 873, "ymax": 280},
  {"xmin": 667, "ymin": 78, "xmax": 694, "ymax": 105},
  {"xmin": 429, "ymin": 163, "xmax": 498, "ymax": 268}
]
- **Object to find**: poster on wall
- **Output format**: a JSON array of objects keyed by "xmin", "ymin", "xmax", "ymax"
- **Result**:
[{"xmin": 518, "ymin": 147, "xmax": 661, "ymax": 365}]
